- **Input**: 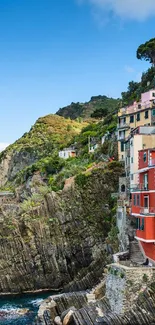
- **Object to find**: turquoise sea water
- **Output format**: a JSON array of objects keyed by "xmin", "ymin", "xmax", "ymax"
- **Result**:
[{"xmin": 0, "ymin": 291, "xmax": 55, "ymax": 325}]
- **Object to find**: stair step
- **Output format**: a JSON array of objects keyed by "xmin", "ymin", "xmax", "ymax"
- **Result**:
[
  {"xmin": 129, "ymin": 240, "xmax": 144, "ymax": 265},
  {"xmin": 86, "ymin": 294, "xmax": 96, "ymax": 302}
]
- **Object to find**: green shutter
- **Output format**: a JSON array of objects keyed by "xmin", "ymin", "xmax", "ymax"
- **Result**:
[
  {"xmin": 136, "ymin": 218, "xmax": 139, "ymax": 229},
  {"xmin": 141, "ymin": 218, "xmax": 144, "ymax": 231},
  {"xmin": 121, "ymin": 142, "xmax": 124, "ymax": 152}
]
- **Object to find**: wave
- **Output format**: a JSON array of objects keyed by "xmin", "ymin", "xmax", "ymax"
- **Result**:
[{"xmin": 29, "ymin": 298, "xmax": 43, "ymax": 306}]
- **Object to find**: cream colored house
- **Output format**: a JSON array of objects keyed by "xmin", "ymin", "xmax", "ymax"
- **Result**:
[
  {"xmin": 124, "ymin": 126, "xmax": 155, "ymax": 191},
  {"xmin": 118, "ymin": 89, "xmax": 155, "ymax": 161}
]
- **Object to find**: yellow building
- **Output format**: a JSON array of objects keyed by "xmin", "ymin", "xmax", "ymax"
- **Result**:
[{"xmin": 118, "ymin": 89, "xmax": 155, "ymax": 161}]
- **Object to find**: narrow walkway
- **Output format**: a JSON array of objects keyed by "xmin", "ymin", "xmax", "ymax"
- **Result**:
[{"xmin": 129, "ymin": 240, "xmax": 145, "ymax": 264}]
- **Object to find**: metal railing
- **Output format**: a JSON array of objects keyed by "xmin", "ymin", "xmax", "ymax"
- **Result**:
[
  {"xmin": 140, "ymin": 207, "xmax": 155, "ymax": 215},
  {"xmin": 118, "ymin": 136, "xmax": 125, "ymax": 141},
  {"xmin": 117, "ymin": 123, "xmax": 130, "ymax": 129},
  {"xmin": 130, "ymin": 183, "xmax": 149, "ymax": 191}
]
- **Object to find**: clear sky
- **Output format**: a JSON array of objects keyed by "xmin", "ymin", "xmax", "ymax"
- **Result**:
[{"xmin": 0, "ymin": 0, "xmax": 154, "ymax": 148}]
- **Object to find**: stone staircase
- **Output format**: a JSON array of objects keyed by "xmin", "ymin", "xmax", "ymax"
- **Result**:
[
  {"xmin": 86, "ymin": 293, "xmax": 96, "ymax": 303},
  {"xmin": 129, "ymin": 240, "xmax": 145, "ymax": 264}
]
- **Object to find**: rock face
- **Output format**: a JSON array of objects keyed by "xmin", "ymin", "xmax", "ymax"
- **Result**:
[
  {"xmin": 35, "ymin": 283, "xmax": 155, "ymax": 325},
  {"xmin": 106, "ymin": 263, "xmax": 155, "ymax": 315},
  {"xmin": 0, "ymin": 167, "xmax": 121, "ymax": 294},
  {"xmin": 0, "ymin": 151, "xmax": 38, "ymax": 186}
]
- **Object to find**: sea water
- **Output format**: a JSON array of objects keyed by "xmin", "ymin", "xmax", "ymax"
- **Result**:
[{"xmin": 0, "ymin": 291, "xmax": 55, "ymax": 325}]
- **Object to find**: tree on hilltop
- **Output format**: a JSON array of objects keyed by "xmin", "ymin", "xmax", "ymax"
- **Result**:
[{"xmin": 137, "ymin": 38, "xmax": 155, "ymax": 66}]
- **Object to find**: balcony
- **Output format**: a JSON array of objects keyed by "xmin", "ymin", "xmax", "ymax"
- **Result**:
[
  {"xmin": 140, "ymin": 207, "xmax": 155, "ymax": 215},
  {"xmin": 126, "ymin": 148, "xmax": 130, "ymax": 157},
  {"xmin": 118, "ymin": 135, "xmax": 125, "ymax": 141},
  {"xmin": 149, "ymin": 158, "xmax": 155, "ymax": 167},
  {"xmin": 131, "ymin": 183, "xmax": 149, "ymax": 192},
  {"xmin": 117, "ymin": 123, "xmax": 130, "ymax": 130}
]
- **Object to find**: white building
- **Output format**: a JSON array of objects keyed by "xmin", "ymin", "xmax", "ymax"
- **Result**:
[
  {"xmin": 89, "ymin": 143, "xmax": 99, "ymax": 153},
  {"xmin": 59, "ymin": 148, "xmax": 76, "ymax": 159}
]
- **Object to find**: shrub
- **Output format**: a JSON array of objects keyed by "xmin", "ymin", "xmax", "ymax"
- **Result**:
[
  {"xmin": 143, "ymin": 273, "xmax": 148, "ymax": 283},
  {"xmin": 120, "ymin": 272, "xmax": 125, "ymax": 279},
  {"xmin": 75, "ymin": 173, "xmax": 88, "ymax": 187}
]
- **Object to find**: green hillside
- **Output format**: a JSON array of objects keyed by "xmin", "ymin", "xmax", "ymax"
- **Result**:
[{"xmin": 56, "ymin": 95, "xmax": 120, "ymax": 120}]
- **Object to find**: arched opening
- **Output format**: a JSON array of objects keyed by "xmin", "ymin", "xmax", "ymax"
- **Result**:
[{"xmin": 121, "ymin": 184, "xmax": 126, "ymax": 193}]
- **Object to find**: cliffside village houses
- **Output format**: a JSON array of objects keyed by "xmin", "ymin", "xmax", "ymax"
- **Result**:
[
  {"xmin": 117, "ymin": 88, "xmax": 155, "ymax": 265},
  {"xmin": 58, "ymin": 89, "xmax": 155, "ymax": 265}
]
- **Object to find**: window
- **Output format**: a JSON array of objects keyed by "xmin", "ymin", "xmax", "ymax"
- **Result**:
[
  {"xmin": 143, "ymin": 152, "xmax": 147, "ymax": 162},
  {"xmin": 136, "ymin": 218, "xmax": 140, "ymax": 230},
  {"xmin": 144, "ymin": 196, "xmax": 149, "ymax": 208},
  {"xmin": 133, "ymin": 194, "xmax": 136, "ymax": 206},
  {"xmin": 143, "ymin": 173, "xmax": 148, "ymax": 190},
  {"xmin": 152, "ymin": 92, "xmax": 155, "ymax": 97},
  {"xmin": 137, "ymin": 112, "xmax": 140, "ymax": 121},
  {"xmin": 130, "ymin": 115, "xmax": 134, "ymax": 123},
  {"xmin": 131, "ymin": 157, "xmax": 133, "ymax": 163},
  {"xmin": 137, "ymin": 194, "xmax": 140, "ymax": 206},
  {"xmin": 121, "ymin": 184, "xmax": 125, "ymax": 193},
  {"xmin": 121, "ymin": 142, "xmax": 124, "ymax": 152},
  {"xmin": 121, "ymin": 155, "xmax": 124, "ymax": 160},
  {"xmin": 145, "ymin": 111, "xmax": 149, "ymax": 119},
  {"xmin": 152, "ymin": 109, "xmax": 155, "ymax": 116},
  {"xmin": 141, "ymin": 218, "xmax": 145, "ymax": 231},
  {"xmin": 131, "ymin": 174, "xmax": 134, "ymax": 181}
]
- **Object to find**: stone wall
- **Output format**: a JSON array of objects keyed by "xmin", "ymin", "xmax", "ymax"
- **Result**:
[
  {"xmin": 118, "ymin": 177, "xmax": 127, "ymax": 199},
  {"xmin": 106, "ymin": 263, "xmax": 155, "ymax": 315}
]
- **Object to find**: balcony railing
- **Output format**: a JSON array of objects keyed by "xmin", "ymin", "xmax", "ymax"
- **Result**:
[
  {"xmin": 131, "ymin": 183, "xmax": 149, "ymax": 191},
  {"xmin": 140, "ymin": 207, "xmax": 155, "ymax": 215},
  {"xmin": 117, "ymin": 123, "xmax": 130, "ymax": 129},
  {"xmin": 118, "ymin": 136, "xmax": 125, "ymax": 141}
]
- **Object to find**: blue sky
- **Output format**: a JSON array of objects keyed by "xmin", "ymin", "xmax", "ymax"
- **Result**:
[{"xmin": 0, "ymin": 0, "xmax": 154, "ymax": 148}]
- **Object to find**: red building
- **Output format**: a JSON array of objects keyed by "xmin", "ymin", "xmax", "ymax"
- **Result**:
[{"xmin": 131, "ymin": 148, "xmax": 155, "ymax": 264}]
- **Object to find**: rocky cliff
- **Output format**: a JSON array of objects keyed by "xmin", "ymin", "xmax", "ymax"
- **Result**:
[
  {"xmin": 0, "ymin": 164, "xmax": 122, "ymax": 294},
  {"xmin": 0, "ymin": 115, "xmax": 88, "ymax": 186}
]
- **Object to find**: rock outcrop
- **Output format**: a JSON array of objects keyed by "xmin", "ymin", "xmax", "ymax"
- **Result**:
[
  {"xmin": 0, "ymin": 166, "xmax": 121, "ymax": 294},
  {"xmin": 35, "ymin": 283, "xmax": 155, "ymax": 325}
]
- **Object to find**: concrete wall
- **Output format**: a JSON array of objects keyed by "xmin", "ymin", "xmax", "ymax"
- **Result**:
[{"xmin": 106, "ymin": 264, "xmax": 155, "ymax": 315}]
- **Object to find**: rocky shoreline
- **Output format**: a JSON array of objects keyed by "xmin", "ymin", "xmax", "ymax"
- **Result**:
[{"xmin": 35, "ymin": 279, "xmax": 155, "ymax": 325}]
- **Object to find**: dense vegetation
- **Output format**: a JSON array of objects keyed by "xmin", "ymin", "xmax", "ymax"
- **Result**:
[
  {"xmin": 121, "ymin": 66, "xmax": 155, "ymax": 106},
  {"xmin": 137, "ymin": 38, "xmax": 155, "ymax": 66},
  {"xmin": 0, "ymin": 115, "xmax": 88, "ymax": 162},
  {"xmin": 56, "ymin": 95, "xmax": 120, "ymax": 120}
]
